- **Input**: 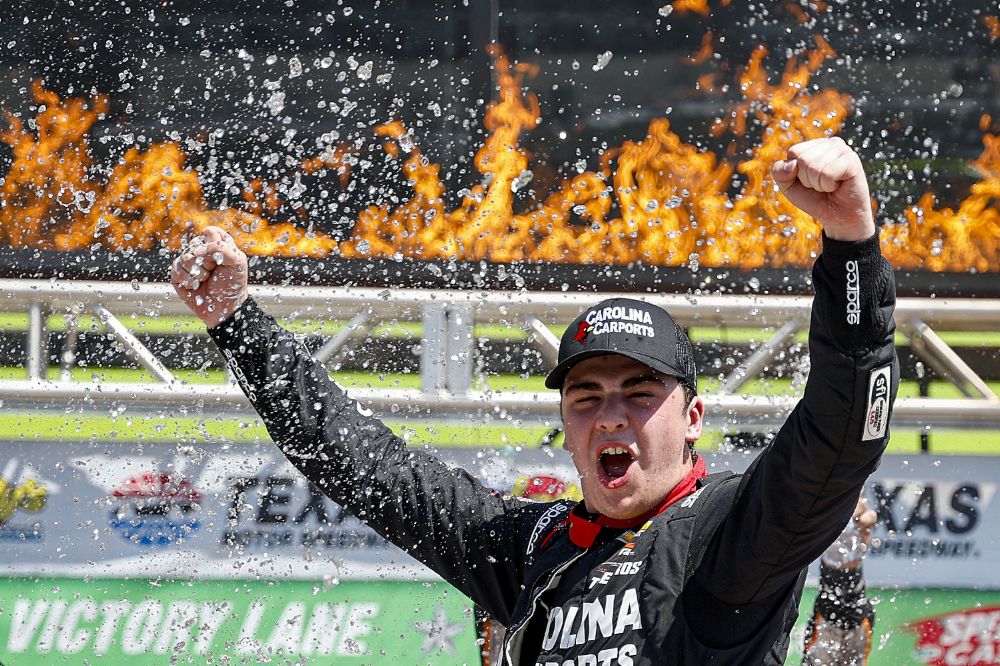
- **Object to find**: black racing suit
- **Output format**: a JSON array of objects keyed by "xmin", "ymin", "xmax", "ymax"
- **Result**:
[{"xmin": 209, "ymin": 232, "xmax": 897, "ymax": 665}]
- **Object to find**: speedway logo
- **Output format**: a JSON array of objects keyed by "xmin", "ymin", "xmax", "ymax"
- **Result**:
[
  {"xmin": 869, "ymin": 481, "xmax": 994, "ymax": 560},
  {"xmin": 908, "ymin": 606, "xmax": 1000, "ymax": 665},
  {"xmin": 220, "ymin": 475, "xmax": 385, "ymax": 551},
  {"xmin": 108, "ymin": 472, "xmax": 202, "ymax": 547}
]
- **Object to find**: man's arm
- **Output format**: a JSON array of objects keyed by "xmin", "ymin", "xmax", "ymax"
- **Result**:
[
  {"xmin": 171, "ymin": 227, "xmax": 536, "ymax": 624},
  {"xmin": 685, "ymin": 138, "xmax": 898, "ymax": 640}
]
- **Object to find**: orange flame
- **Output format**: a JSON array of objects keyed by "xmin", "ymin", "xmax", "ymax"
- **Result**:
[
  {"xmin": 0, "ymin": 81, "xmax": 347, "ymax": 256},
  {"xmin": 342, "ymin": 40, "xmax": 839, "ymax": 268},
  {"xmin": 983, "ymin": 16, "xmax": 1000, "ymax": 42},
  {"xmin": 670, "ymin": 0, "xmax": 720, "ymax": 18},
  {"xmin": 881, "ymin": 120, "xmax": 999, "ymax": 273},
  {"xmin": 1, "ymin": 46, "xmax": 998, "ymax": 273}
]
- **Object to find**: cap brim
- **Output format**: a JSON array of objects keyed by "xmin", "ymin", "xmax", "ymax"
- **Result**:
[{"xmin": 545, "ymin": 349, "xmax": 691, "ymax": 389}]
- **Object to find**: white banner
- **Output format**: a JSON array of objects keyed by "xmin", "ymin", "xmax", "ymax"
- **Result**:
[{"xmin": 1, "ymin": 441, "xmax": 997, "ymax": 587}]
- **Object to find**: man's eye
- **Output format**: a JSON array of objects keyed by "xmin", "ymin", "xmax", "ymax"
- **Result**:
[{"xmin": 573, "ymin": 396, "xmax": 599, "ymax": 405}]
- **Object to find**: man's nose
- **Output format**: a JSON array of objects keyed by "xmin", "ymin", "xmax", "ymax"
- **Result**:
[{"xmin": 596, "ymin": 396, "xmax": 628, "ymax": 431}]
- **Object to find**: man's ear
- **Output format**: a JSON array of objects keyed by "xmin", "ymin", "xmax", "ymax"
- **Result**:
[
  {"xmin": 685, "ymin": 395, "xmax": 705, "ymax": 443},
  {"xmin": 559, "ymin": 394, "xmax": 569, "ymax": 450}
]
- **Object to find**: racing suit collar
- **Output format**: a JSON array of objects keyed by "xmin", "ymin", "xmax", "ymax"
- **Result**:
[{"xmin": 568, "ymin": 456, "xmax": 707, "ymax": 548}]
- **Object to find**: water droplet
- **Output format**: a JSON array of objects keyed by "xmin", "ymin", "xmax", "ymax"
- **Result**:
[
  {"xmin": 658, "ymin": 4, "xmax": 673, "ymax": 17},
  {"xmin": 265, "ymin": 90, "xmax": 285, "ymax": 116},
  {"xmin": 288, "ymin": 56, "xmax": 302, "ymax": 78},
  {"xmin": 592, "ymin": 51, "xmax": 614, "ymax": 72},
  {"xmin": 511, "ymin": 170, "xmax": 534, "ymax": 192},
  {"xmin": 397, "ymin": 132, "xmax": 415, "ymax": 153}
]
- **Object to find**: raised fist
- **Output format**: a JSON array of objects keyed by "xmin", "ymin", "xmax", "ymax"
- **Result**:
[
  {"xmin": 772, "ymin": 137, "xmax": 876, "ymax": 242},
  {"xmin": 171, "ymin": 226, "xmax": 249, "ymax": 329}
]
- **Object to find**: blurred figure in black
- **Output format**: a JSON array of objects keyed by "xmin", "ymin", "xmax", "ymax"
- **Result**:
[{"xmin": 802, "ymin": 497, "xmax": 878, "ymax": 666}]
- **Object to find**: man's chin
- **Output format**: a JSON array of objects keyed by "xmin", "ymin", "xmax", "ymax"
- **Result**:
[{"xmin": 590, "ymin": 495, "xmax": 648, "ymax": 521}]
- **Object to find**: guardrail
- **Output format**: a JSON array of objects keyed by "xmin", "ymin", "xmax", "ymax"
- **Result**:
[{"xmin": 1, "ymin": 279, "xmax": 998, "ymax": 429}]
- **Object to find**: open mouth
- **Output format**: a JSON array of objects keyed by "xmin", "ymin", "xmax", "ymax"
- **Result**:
[{"xmin": 598, "ymin": 446, "xmax": 638, "ymax": 488}]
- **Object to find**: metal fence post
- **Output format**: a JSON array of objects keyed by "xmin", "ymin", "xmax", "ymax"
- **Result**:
[
  {"xmin": 421, "ymin": 302, "xmax": 448, "ymax": 392},
  {"xmin": 446, "ymin": 304, "xmax": 475, "ymax": 393},
  {"xmin": 26, "ymin": 302, "xmax": 48, "ymax": 380}
]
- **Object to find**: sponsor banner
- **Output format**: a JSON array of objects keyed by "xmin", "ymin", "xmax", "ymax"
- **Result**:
[
  {"xmin": 786, "ymin": 588, "xmax": 1000, "ymax": 666},
  {"xmin": 0, "ymin": 576, "xmax": 478, "ymax": 665},
  {"xmin": 859, "ymin": 455, "xmax": 999, "ymax": 589},
  {"xmin": 1, "ymin": 441, "xmax": 998, "ymax": 588},
  {"xmin": 0, "ymin": 440, "xmax": 578, "ymax": 581},
  {"xmin": 708, "ymin": 452, "xmax": 1000, "ymax": 589},
  {"xmin": 0, "ymin": 577, "xmax": 993, "ymax": 666}
]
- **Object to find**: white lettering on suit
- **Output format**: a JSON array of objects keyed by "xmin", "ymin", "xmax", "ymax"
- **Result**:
[{"xmin": 540, "ymin": 589, "xmax": 642, "ymax": 652}]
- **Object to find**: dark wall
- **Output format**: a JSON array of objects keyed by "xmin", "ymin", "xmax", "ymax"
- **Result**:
[{"xmin": 1, "ymin": 0, "xmax": 996, "ymax": 231}]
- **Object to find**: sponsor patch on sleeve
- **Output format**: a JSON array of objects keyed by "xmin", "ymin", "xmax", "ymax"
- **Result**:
[
  {"xmin": 525, "ymin": 503, "xmax": 570, "ymax": 555},
  {"xmin": 862, "ymin": 363, "xmax": 892, "ymax": 441}
]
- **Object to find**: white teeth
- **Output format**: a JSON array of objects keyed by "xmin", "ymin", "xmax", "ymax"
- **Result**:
[{"xmin": 601, "ymin": 447, "xmax": 632, "ymax": 457}]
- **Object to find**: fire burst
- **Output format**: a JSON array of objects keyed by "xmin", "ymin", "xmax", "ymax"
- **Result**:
[{"xmin": 1, "ymin": 47, "xmax": 997, "ymax": 273}]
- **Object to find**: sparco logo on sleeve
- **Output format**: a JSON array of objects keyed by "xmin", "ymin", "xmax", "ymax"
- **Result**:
[
  {"xmin": 222, "ymin": 349, "xmax": 256, "ymax": 402},
  {"xmin": 846, "ymin": 259, "xmax": 861, "ymax": 325},
  {"xmin": 526, "ymin": 503, "xmax": 570, "ymax": 555},
  {"xmin": 862, "ymin": 364, "xmax": 891, "ymax": 441}
]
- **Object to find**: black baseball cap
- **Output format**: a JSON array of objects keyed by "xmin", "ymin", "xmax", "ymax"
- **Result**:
[{"xmin": 545, "ymin": 297, "xmax": 698, "ymax": 392}]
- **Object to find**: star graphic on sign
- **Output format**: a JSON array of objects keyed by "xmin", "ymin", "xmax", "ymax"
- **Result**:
[{"xmin": 413, "ymin": 604, "xmax": 465, "ymax": 655}]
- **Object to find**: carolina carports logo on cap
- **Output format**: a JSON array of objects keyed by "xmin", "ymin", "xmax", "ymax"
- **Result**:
[{"xmin": 577, "ymin": 304, "xmax": 657, "ymax": 343}]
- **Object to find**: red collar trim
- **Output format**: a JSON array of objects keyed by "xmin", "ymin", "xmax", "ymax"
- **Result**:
[{"xmin": 568, "ymin": 456, "xmax": 707, "ymax": 548}]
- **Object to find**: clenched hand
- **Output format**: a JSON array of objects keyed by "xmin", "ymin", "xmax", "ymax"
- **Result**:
[
  {"xmin": 772, "ymin": 137, "xmax": 876, "ymax": 242},
  {"xmin": 171, "ymin": 226, "xmax": 249, "ymax": 328}
]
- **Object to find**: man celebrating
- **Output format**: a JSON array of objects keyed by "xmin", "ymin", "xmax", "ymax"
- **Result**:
[{"xmin": 172, "ymin": 137, "xmax": 897, "ymax": 664}]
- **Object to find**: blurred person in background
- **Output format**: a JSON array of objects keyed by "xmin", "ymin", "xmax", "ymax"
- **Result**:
[
  {"xmin": 802, "ymin": 497, "xmax": 878, "ymax": 666},
  {"xmin": 171, "ymin": 137, "xmax": 898, "ymax": 665}
]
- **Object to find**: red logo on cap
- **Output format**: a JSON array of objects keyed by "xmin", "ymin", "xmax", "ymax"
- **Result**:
[{"xmin": 574, "ymin": 321, "xmax": 591, "ymax": 343}]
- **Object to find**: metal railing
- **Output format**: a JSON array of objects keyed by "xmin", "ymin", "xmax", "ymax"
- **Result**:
[{"xmin": 1, "ymin": 278, "xmax": 998, "ymax": 430}]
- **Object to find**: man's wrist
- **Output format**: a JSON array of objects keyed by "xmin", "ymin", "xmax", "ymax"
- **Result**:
[
  {"xmin": 207, "ymin": 296, "xmax": 263, "ymax": 347},
  {"xmin": 820, "ymin": 229, "xmax": 881, "ymax": 258},
  {"xmin": 822, "ymin": 219, "xmax": 877, "ymax": 242},
  {"xmin": 201, "ymin": 292, "xmax": 249, "ymax": 330}
]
